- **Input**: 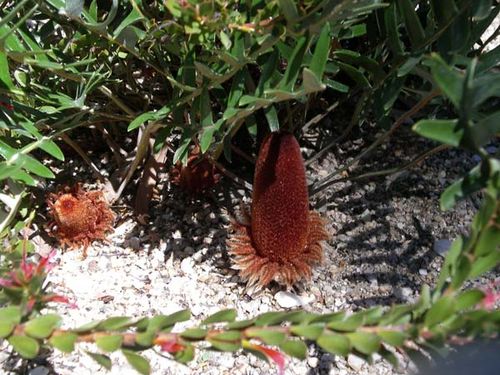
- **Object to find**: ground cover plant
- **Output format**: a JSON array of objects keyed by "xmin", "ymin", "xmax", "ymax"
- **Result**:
[{"xmin": 1, "ymin": 0, "xmax": 499, "ymax": 374}]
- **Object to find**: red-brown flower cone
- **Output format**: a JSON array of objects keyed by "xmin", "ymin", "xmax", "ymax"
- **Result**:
[{"xmin": 228, "ymin": 132, "xmax": 329, "ymax": 288}]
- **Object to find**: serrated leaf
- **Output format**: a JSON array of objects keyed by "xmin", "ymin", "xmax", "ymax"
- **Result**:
[
  {"xmin": 49, "ymin": 332, "xmax": 78, "ymax": 353},
  {"xmin": 24, "ymin": 314, "xmax": 62, "ymax": 339},
  {"xmin": 280, "ymin": 339, "xmax": 307, "ymax": 359},
  {"xmin": 97, "ymin": 317, "xmax": 132, "ymax": 331},
  {"xmin": 86, "ymin": 351, "xmax": 112, "ymax": 370},
  {"xmin": 290, "ymin": 324, "xmax": 324, "ymax": 340},
  {"xmin": 8, "ymin": 335, "xmax": 40, "ymax": 359},
  {"xmin": 180, "ymin": 328, "xmax": 208, "ymax": 340},
  {"xmin": 203, "ymin": 309, "xmax": 237, "ymax": 325},
  {"xmin": 123, "ymin": 350, "xmax": 150, "ymax": 375},
  {"xmin": 317, "ymin": 333, "xmax": 351, "ymax": 356},
  {"xmin": 96, "ymin": 335, "xmax": 123, "ymax": 352},
  {"xmin": 424, "ymin": 296, "xmax": 456, "ymax": 327},
  {"xmin": 346, "ymin": 332, "xmax": 381, "ymax": 355}
]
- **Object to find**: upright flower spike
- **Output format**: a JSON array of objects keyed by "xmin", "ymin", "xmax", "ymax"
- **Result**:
[{"xmin": 228, "ymin": 132, "xmax": 329, "ymax": 288}]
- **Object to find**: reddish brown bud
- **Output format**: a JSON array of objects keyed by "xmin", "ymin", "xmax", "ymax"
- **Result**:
[{"xmin": 228, "ymin": 132, "xmax": 329, "ymax": 287}]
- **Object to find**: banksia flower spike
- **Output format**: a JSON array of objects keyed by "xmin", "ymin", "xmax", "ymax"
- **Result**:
[
  {"xmin": 46, "ymin": 183, "xmax": 115, "ymax": 257},
  {"xmin": 228, "ymin": 132, "xmax": 329, "ymax": 288}
]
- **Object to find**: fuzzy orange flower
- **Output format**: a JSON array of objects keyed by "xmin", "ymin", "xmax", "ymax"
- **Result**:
[
  {"xmin": 228, "ymin": 132, "xmax": 329, "ymax": 288},
  {"xmin": 46, "ymin": 184, "xmax": 115, "ymax": 256}
]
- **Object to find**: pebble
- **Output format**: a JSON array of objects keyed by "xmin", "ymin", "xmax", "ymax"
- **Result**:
[
  {"xmin": 434, "ymin": 239, "xmax": 452, "ymax": 257},
  {"xmin": 275, "ymin": 291, "xmax": 304, "ymax": 308},
  {"xmin": 395, "ymin": 287, "xmax": 413, "ymax": 301},
  {"xmin": 181, "ymin": 257, "xmax": 195, "ymax": 275},
  {"xmin": 347, "ymin": 354, "xmax": 365, "ymax": 371},
  {"xmin": 28, "ymin": 367, "xmax": 50, "ymax": 375},
  {"xmin": 419, "ymin": 268, "xmax": 428, "ymax": 276},
  {"xmin": 308, "ymin": 357, "xmax": 319, "ymax": 368}
]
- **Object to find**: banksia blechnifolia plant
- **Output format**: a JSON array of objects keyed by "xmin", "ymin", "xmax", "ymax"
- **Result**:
[
  {"xmin": 228, "ymin": 132, "xmax": 329, "ymax": 288},
  {"xmin": 46, "ymin": 184, "xmax": 115, "ymax": 257}
]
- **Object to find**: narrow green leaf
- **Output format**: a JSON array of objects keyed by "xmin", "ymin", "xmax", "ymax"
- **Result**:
[
  {"xmin": 469, "ymin": 251, "xmax": 500, "ymax": 279},
  {"xmin": 173, "ymin": 129, "xmax": 192, "ymax": 165},
  {"xmin": 278, "ymin": 0, "xmax": 299, "ymax": 23},
  {"xmin": 96, "ymin": 335, "xmax": 123, "ymax": 352},
  {"xmin": 426, "ymin": 54, "xmax": 463, "ymax": 108},
  {"xmin": 148, "ymin": 310, "xmax": 191, "ymax": 332},
  {"xmin": 226, "ymin": 319, "xmax": 255, "ymax": 330},
  {"xmin": 440, "ymin": 165, "xmax": 486, "ymax": 210},
  {"xmin": 175, "ymin": 344, "xmax": 195, "ymax": 363},
  {"xmin": 310, "ymin": 23, "xmax": 331, "ymax": 79},
  {"xmin": 264, "ymin": 105, "xmax": 279, "ymax": 132},
  {"xmin": 317, "ymin": 333, "xmax": 351, "ymax": 356},
  {"xmin": 203, "ymin": 309, "xmax": 237, "ymax": 325},
  {"xmin": 24, "ymin": 314, "xmax": 61, "ymax": 339},
  {"xmin": 397, "ymin": 0, "xmax": 425, "ymax": 48},
  {"xmin": 123, "ymin": 350, "xmax": 151, "ymax": 375},
  {"xmin": 413, "ymin": 119, "xmax": 462, "ymax": 147},
  {"xmin": 303, "ymin": 68, "xmax": 326, "ymax": 92},
  {"xmin": 8, "ymin": 335, "xmax": 40, "ymax": 359},
  {"xmin": 280, "ymin": 36, "xmax": 308, "ymax": 91}
]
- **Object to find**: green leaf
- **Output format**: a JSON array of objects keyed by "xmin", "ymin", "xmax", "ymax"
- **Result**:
[
  {"xmin": 173, "ymin": 129, "xmax": 192, "ymax": 165},
  {"xmin": 310, "ymin": 23, "xmax": 331, "ymax": 80},
  {"xmin": 469, "ymin": 251, "xmax": 500, "ymax": 279},
  {"xmin": 49, "ymin": 332, "xmax": 78, "ymax": 353},
  {"xmin": 280, "ymin": 36, "xmax": 308, "ymax": 91},
  {"xmin": 0, "ymin": 51, "xmax": 14, "ymax": 89},
  {"xmin": 180, "ymin": 328, "xmax": 208, "ymax": 340},
  {"xmin": 8, "ymin": 335, "xmax": 40, "ymax": 359},
  {"xmin": 24, "ymin": 314, "xmax": 61, "ymax": 339},
  {"xmin": 0, "ymin": 305, "xmax": 21, "ymax": 337},
  {"xmin": 123, "ymin": 350, "xmax": 151, "ymax": 375},
  {"xmin": 440, "ymin": 165, "xmax": 487, "ymax": 210},
  {"xmin": 97, "ymin": 317, "xmax": 133, "ymax": 331},
  {"xmin": 290, "ymin": 324, "xmax": 324, "ymax": 340},
  {"xmin": 86, "ymin": 351, "xmax": 112, "ymax": 370},
  {"xmin": 148, "ymin": 310, "xmax": 191, "ymax": 332},
  {"xmin": 378, "ymin": 330, "xmax": 407, "ymax": 347},
  {"xmin": 245, "ymin": 328, "xmax": 286, "ymax": 345},
  {"xmin": 255, "ymin": 311, "xmax": 307, "ymax": 326},
  {"xmin": 302, "ymin": 68, "xmax": 325, "ymax": 92},
  {"xmin": 203, "ymin": 309, "xmax": 237, "ymax": 325},
  {"xmin": 473, "ymin": 110, "xmax": 500, "ymax": 148},
  {"xmin": 96, "ymin": 335, "xmax": 123, "ymax": 352},
  {"xmin": 207, "ymin": 331, "xmax": 242, "ymax": 352},
  {"xmin": 397, "ymin": 0, "xmax": 425, "ymax": 48},
  {"xmin": 475, "ymin": 223, "xmax": 500, "ymax": 257},
  {"xmin": 424, "ymin": 296, "xmax": 456, "ymax": 327},
  {"xmin": 262, "ymin": 106, "xmax": 278, "ymax": 133},
  {"xmin": 426, "ymin": 54, "xmax": 463, "ymax": 108},
  {"xmin": 413, "ymin": 119, "xmax": 462, "ymax": 147},
  {"xmin": 280, "ymin": 339, "xmax": 307, "ymax": 359},
  {"xmin": 346, "ymin": 332, "xmax": 381, "ymax": 355},
  {"xmin": 327, "ymin": 313, "xmax": 364, "ymax": 332},
  {"xmin": 74, "ymin": 320, "xmax": 101, "ymax": 333},
  {"xmin": 317, "ymin": 333, "xmax": 351, "ymax": 356},
  {"xmin": 455, "ymin": 290, "xmax": 485, "ymax": 311},
  {"xmin": 278, "ymin": 0, "xmax": 299, "ymax": 23},
  {"xmin": 135, "ymin": 331, "xmax": 156, "ymax": 347},
  {"xmin": 226, "ymin": 319, "xmax": 255, "ymax": 330},
  {"xmin": 175, "ymin": 343, "xmax": 195, "ymax": 363}
]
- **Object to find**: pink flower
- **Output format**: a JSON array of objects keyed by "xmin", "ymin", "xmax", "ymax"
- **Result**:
[
  {"xmin": 481, "ymin": 279, "xmax": 500, "ymax": 310},
  {"xmin": 42, "ymin": 294, "xmax": 78, "ymax": 309},
  {"xmin": 244, "ymin": 342, "xmax": 286, "ymax": 375},
  {"xmin": 155, "ymin": 335, "xmax": 185, "ymax": 353}
]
